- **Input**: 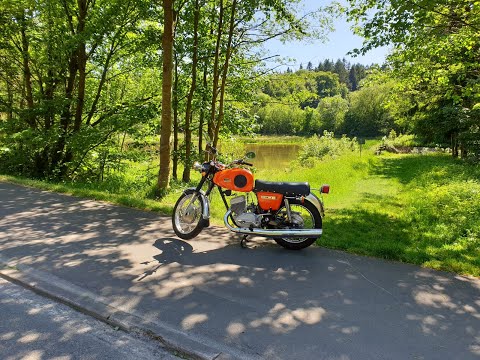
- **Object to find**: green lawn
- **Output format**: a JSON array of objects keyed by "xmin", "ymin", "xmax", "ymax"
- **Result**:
[
  {"xmin": 2, "ymin": 147, "xmax": 479, "ymax": 277},
  {"xmin": 319, "ymin": 153, "xmax": 480, "ymax": 277}
]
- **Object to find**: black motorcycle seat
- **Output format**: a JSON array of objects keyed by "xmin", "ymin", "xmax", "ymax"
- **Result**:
[{"xmin": 254, "ymin": 180, "xmax": 310, "ymax": 196}]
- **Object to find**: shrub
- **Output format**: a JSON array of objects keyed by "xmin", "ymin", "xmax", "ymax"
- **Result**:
[
  {"xmin": 383, "ymin": 132, "xmax": 419, "ymax": 147},
  {"xmin": 299, "ymin": 131, "xmax": 358, "ymax": 166}
]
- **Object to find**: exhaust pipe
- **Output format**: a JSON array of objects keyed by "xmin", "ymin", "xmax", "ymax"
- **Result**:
[{"xmin": 223, "ymin": 210, "xmax": 322, "ymax": 238}]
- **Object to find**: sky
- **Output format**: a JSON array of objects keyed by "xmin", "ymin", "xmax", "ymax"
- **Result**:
[{"xmin": 262, "ymin": 0, "xmax": 390, "ymax": 71}]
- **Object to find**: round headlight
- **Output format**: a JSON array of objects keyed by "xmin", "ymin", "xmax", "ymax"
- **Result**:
[{"xmin": 193, "ymin": 162, "xmax": 202, "ymax": 171}]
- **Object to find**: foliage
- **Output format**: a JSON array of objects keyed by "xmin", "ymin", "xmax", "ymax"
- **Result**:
[
  {"xmin": 0, "ymin": 0, "xmax": 334, "ymax": 187},
  {"xmin": 342, "ymin": 77, "xmax": 395, "ymax": 137},
  {"xmin": 255, "ymin": 62, "xmax": 378, "ymax": 136},
  {"xmin": 257, "ymin": 103, "xmax": 305, "ymax": 135},
  {"xmin": 315, "ymin": 95, "xmax": 349, "ymax": 133},
  {"xmin": 346, "ymin": 0, "xmax": 480, "ymax": 158},
  {"xmin": 298, "ymin": 131, "xmax": 358, "ymax": 165},
  {"xmin": 0, "ymin": 0, "xmax": 159, "ymax": 179},
  {"xmin": 383, "ymin": 131, "xmax": 419, "ymax": 148},
  {"xmin": 318, "ymin": 152, "xmax": 480, "ymax": 277}
]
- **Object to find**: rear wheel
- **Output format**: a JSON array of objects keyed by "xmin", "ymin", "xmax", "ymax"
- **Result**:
[
  {"xmin": 172, "ymin": 190, "xmax": 206, "ymax": 240},
  {"xmin": 273, "ymin": 199, "xmax": 322, "ymax": 250}
]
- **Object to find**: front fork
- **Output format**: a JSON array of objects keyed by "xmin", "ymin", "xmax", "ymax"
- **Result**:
[{"xmin": 183, "ymin": 176, "xmax": 214, "ymax": 225}]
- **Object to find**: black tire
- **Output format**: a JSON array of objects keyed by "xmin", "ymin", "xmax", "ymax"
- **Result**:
[
  {"xmin": 172, "ymin": 190, "xmax": 206, "ymax": 240},
  {"xmin": 273, "ymin": 198, "xmax": 322, "ymax": 250}
]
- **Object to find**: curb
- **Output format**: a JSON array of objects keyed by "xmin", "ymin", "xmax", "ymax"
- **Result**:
[{"xmin": 0, "ymin": 256, "xmax": 259, "ymax": 360}]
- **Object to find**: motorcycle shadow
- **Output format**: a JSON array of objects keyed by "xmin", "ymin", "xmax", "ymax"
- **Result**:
[{"xmin": 137, "ymin": 232, "xmax": 316, "ymax": 283}]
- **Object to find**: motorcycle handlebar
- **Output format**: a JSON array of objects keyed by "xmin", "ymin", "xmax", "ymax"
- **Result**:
[{"xmin": 233, "ymin": 159, "xmax": 253, "ymax": 167}]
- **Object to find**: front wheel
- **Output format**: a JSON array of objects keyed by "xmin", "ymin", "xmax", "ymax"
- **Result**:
[
  {"xmin": 172, "ymin": 190, "xmax": 206, "ymax": 240},
  {"xmin": 273, "ymin": 199, "xmax": 322, "ymax": 250}
]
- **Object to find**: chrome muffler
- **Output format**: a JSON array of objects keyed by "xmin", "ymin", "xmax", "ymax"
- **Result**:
[{"xmin": 223, "ymin": 210, "xmax": 322, "ymax": 238}]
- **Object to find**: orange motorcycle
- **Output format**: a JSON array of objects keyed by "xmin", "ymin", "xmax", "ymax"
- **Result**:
[{"xmin": 172, "ymin": 144, "xmax": 330, "ymax": 249}]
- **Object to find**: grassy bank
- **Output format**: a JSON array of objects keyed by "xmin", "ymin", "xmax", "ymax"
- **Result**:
[
  {"xmin": 320, "ymin": 153, "xmax": 480, "ymax": 277},
  {"xmin": 1, "ymin": 139, "xmax": 479, "ymax": 277}
]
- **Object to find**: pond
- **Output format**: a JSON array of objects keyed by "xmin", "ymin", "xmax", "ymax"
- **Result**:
[{"xmin": 243, "ymin": 143, "xmax": 301, "ymax": 169}]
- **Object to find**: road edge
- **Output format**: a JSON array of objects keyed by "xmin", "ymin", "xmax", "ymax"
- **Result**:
[{"xmin": 0, "ymin": 256, "xmax": 251, "ymax": 360}]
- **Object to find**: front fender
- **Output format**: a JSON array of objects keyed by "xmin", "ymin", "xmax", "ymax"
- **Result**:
[
  {"xmin": 184, "ymin": 188, "xmax": 210, "ymax": 221},
  {"xmin": 305, "ymin": 193, "xmax": 325, "ymax": 217}
]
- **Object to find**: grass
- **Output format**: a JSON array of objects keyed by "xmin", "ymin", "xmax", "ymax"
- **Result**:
[
  {"xmin": 0, "ymin": 170, "xmax": 173, "ymax": 216},
  {"xmin": 319, "ymin": 153, "xmax": 480, "ymax": 277},
  {"xmin": 1, "ymin": 138, "xmax": 479, "ymax": 277}
]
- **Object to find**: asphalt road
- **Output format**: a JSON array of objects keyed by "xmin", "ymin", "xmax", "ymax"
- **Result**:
[
  {"xmin": 0, "ymin": 278, "xmax": 180, "ymax": 360},
  {"xmin": 0, "ymin": 181, "xmax": 479, "ymax": 360}
]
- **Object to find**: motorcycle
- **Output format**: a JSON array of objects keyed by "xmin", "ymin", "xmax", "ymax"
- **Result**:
[{"xmin": 172, "ymin": 144, "xmax": 330, "ymax": 249}]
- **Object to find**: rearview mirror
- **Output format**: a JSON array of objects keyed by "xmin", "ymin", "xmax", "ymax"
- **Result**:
[{"xmin": 245, "ymin": 151, "xmax": 256, "ymax": 159}]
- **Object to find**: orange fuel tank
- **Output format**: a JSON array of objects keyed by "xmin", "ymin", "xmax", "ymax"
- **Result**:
[{"xmin": 213, "ymin": 168, "xmax": 254, "ymax": 192}]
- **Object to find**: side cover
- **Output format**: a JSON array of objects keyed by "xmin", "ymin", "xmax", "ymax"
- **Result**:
[{"xmin": 256, "ymin": 192, "xmax": 283, "ymax": 211}]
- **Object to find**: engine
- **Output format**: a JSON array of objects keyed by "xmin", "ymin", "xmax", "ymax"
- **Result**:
[{"xmin": 230, "ymin": 195, "xmax": 261, "ymax": 228}]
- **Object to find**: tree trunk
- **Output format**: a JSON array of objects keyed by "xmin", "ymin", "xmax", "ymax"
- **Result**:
[
  {"xmin": 158, "ymin": 0, "xmax": 175, "ymax": 192},
  {"xmin": 172, "ymin": 54, "xmax": 179, "ymax": 180},
  {"xmin": 198, "ymin": 65, "xmax": 208, "ymax": 155},
  {"xmin": 213, "ymin": 0, "xmax": 237, "ymax": 148},
  {"xmin": 20, "ymin": 24, "xmax": 35, "ymax": 129},
  {"xmin": 452, "ymin": 133, "xmax": 459, "ymax": 158},
  {"xmin": 6, "ymin": 80, "xmax": 13, "ymax": 121},
  {"xmin": 209, "ymin": 0, "xmax": 224, "ymax": 143},
  {"xmin": 86, "ymin": 42, "xmax": 115, "ymax": 125},
  {"xmin": 460, "ymin": 143, "xmax": 468, "ymax": 159},
  {"xmin": 182, "ymin": 0, "xmax": 200, "ymax": 182},
  {"xmin": 51, "ymin": 50, "xmax": 77, "ymax": 174},
  {"xmin": 74, "ymin": 0, "xmax": 87, "ymax": 132}
]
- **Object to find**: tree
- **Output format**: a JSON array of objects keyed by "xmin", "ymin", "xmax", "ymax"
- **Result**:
[
  {"xmin": 322, "ymin": 59, "xmax": 333, "ymax": 72},
  {"xmin": 0, "ymin": 0, "xmax": 157, "ymax": 178},
  {"xmin": 158, "ymin": 0, "xmax": 175, "ymax": 192},
  {"xmin": 347, "ymin": 0, "xmax": 480, "ymax": 156},
  {"xmin": 342, "ymin": 77, "xmax": 395, "ymax": 137},
  {"xmin": 349, "ymin": 66, "xmax": 358, "ymax": 91},
  {"xmin": 316, "ymin": 95, "xmax": 349, "ymax": 132},
  {"xmin": 181, "ymin": 0, "xmax": 200, "ymax": 182},
  {"xmin": 334, "ymin": 59, "xmax": 349, "ymax": 87},
  {"xmin": 315, "ymin": 72, "xmax": 346, "ymax": 98}
]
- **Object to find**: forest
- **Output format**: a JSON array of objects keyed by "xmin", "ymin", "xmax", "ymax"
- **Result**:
[{"xmin": 1, "ymin": 0, "xmax": 479, "ymax": 187}]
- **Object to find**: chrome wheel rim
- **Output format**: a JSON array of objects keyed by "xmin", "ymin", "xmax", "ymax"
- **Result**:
[
  {"xmin": 174, "ymin": 194, "xmax": 202, "ymax": 234},
  {"xmin": 277, "ymin": 204, "xmax": 316, "ymax": 244}
]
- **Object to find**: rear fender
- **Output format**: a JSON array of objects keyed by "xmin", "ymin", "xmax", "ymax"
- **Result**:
[{"xmin": 304, "ymin": 193, "xmax": 325, "ymax": 217}]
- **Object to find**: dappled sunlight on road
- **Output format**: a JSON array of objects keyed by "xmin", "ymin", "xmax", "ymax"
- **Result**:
[
  {"xmin": 401, "ymin": 270, "xmax": 480, "ymax": 354},
  {"xmin": 249, "ymin": 303, "xmax": 326, "ymax": 334}
]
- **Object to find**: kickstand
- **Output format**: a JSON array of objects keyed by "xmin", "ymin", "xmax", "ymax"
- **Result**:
[{"xmin": 240, "ymin": 235, "xmax": 250, "ymax": 248}]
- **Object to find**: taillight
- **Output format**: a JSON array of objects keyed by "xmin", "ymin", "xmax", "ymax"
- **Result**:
[{"xmin": 320, "ymin": 184, "xmax": 330, "ymax": 194}]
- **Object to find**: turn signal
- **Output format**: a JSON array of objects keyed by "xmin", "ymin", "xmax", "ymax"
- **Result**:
[{"xmin": 320, "ymin": 184, "xmax": 330, "ymax": 194}]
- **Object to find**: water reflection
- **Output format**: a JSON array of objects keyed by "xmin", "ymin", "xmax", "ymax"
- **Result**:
[{"xmin": 244, "ymin": 144, "xmax": 300, "ymax": 170}]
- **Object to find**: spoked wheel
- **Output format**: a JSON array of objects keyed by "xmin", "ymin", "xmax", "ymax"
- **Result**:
[
  {"xmin": 273, "ymin": 199, "xmax": 322, "ymax": 250},
  {"xmin": 172, "ymin": 190, "xmax": 206, "ymax": 240}
]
